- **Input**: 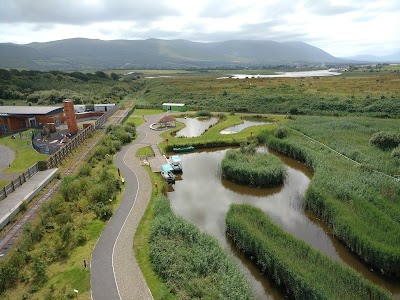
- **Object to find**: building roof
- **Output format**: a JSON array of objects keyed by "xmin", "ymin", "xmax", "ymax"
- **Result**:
[
  {"xmin": 0, "ymin": 106, "xmax": 63, "ymax": 116},
  {"xmin": 162, "ymin": 103, "xmax": 185, "ymax": 107},
  {"xmin": 159, "ymin": 115, "xmax": 176, "ymax": 123},
  {"xmin": 94, "ymin": 104, "xmax": 116, "ymax": 107}
]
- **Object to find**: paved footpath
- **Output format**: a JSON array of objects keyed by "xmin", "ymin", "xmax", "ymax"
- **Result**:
[
  {"xmin": 91, "ymin": 113, "xmax": 166, "ymax": 300},
  {"xmin": 0, "ymin": 145, "xmax": 16, "ymax": 181}
]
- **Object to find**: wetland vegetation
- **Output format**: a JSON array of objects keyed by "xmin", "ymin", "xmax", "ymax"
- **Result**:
[
  {"xmin": 1, "ymin": 66, "xmax": 399, "ymax": 299},
  {"xmin": 221, "ymin": 143, "xmax": 286, "ymax": 187},
  {"xmin": 226, "ymin": 204, "xmax": 391, "ymax": 300}
]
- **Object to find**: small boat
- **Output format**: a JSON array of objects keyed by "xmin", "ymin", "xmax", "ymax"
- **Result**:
[
  {"xmin": 173, "ymin": 145, "xmax": 195, "ymax": 153},
  {"xmin": 161, "ymin": 164, "xmax": 176, "ymax": 184},
  {"xmin": 170, "ymin": 155, "xmax": 183, "ymax": 173}
]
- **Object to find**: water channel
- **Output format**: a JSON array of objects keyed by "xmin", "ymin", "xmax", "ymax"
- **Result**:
[{"xmin": 167, "ymin": 147, "xmax": 400, "ymax": 299}]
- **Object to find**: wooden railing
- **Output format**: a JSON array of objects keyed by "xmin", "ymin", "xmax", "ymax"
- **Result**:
[
  {"xmin": 0, "ymin": 163, "xmax": 39, "ymax": 201},
  {"xmin": 47, "ymin": 105, "xmax": 119, "ymax": 168}
]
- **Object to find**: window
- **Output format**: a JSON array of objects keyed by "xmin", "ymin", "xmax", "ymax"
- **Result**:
[{"xmin": 0, "ymin": 124, "xmax": 8, "ymax": 133}]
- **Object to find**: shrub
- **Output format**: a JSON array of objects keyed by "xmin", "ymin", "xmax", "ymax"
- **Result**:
[
  {"xmin": 370, "ymin": 131, "xmax": 400, "ymax": 149},
  {"xmin": 196, "ymin": 110, "xmax": 212, "ymax": 117},
  {"xmin": 274, "ymin": 127, "xmax": 288, "ymax": 139},
  {"xmin": 391, "ymin": 146, "xmax": 400, "ymax": 161}
]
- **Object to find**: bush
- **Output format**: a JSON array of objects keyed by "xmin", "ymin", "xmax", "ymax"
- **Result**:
[
  {"xmin": 274, "ymin": 127, "xmax": 288, "ymax": 139},
  {"xmin": 370, "ymin": 131, "xmax": 400, "ymax": 149},
  {"xmin": 196, "ymin": 110, "xmax": 212, "ymax": 117},
  {"xmin": 391, "ymin": 146, "xmax": 400, "ymax": 161}
]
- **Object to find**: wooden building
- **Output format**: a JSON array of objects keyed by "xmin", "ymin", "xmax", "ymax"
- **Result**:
[{"xmin": 0, "ymin": 106, "xmax": 64, "ymax": 134}]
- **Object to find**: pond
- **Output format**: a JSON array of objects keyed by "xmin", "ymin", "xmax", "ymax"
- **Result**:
[
  {"xmin": 220, "ymin": 120, "xmax": 272, "ymax": 134},
  {"xmin": 173, "ymin": 117, "xmax": 218, "ymax": 137},
  {"xmin": 167, "ymin": 148, "xmax": 400, "ymax": 299}
]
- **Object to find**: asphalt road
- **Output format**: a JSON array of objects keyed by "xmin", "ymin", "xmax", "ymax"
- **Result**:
[{"xmin": 90, "ymin": 132, "xmax": 145, "ymax": 300}]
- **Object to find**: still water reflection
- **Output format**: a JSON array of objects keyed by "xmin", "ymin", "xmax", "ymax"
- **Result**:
[
  {"xmin": 174, "ymin": 117, "xmax": 218, "ymax": 137},
  {"xmin": 220, "ymin": 120, "xmax": 271, "ymax": 134},
  {"xmin": 167, "ymin": 147, "xmax": 400, "ymax": 299}
]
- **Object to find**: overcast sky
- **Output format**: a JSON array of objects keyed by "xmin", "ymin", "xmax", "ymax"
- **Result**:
[{"xmin": 0, "ymin": 0, "xmax": 399, "ymax": 57}]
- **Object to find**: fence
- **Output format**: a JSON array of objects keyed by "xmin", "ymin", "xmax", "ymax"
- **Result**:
[
  {"xmin": 47, "ymin": 105, "xmax": 119, "ymax": 169},
  {"xmin": 0, "ymin": 163, "xmax": 39, "ymax": 201}
]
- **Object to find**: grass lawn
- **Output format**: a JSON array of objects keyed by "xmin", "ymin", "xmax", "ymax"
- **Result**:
[
  {"xmin": 135, "ymin": 146, "xmax": 154, "ymax": 158},
  {"xmin": 0, "ymin": 179, "xmax": 9, "ymax": 189},
  {"xmin": 0, "ymin": 131, "xmax": 47, "ymax": 174},
  {"xmin": 133, "ymin": 108, "xmax": 164, "ymax": 116},
  {"xmin": 158, "ymin": 113, "xmax": 285, "ymax": 153}
]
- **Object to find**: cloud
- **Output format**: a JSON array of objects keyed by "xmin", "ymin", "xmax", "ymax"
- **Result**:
[
  {"xmin": 0, "ymin": 0, "xmax": 179, "ymax": 24},
  {"xmin": 0, "ymin": 0, "xmax": 399, "ymax": 56}
]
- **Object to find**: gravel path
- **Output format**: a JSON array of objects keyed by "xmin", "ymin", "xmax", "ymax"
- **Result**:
[{"xmin": 91, "ymin": 113, "xmax": 166, "ymax": 300}]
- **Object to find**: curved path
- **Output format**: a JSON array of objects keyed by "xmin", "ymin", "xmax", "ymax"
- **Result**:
[
  {"xmin": 91, "ymin": 113, "xmax": 166, "ymax": 300},
  {"xmin": 0, "ymin": 145, "xmax": 16, "ymax": 180}
]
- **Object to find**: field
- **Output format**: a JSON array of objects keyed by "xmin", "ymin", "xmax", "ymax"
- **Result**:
[{"xmin": 136, "ymin": 70, "xmax": 400, "ymax": 117}]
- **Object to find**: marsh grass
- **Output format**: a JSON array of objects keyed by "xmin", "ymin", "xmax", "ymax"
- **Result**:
[
  {"xmin": 221, "ymin": 149, "xmax": 286, "ymax": 187},
  {"xmin": 259, "ymin": 129, "xmax": 400, "ymax": 276},
  {"xmin": 149, "ymin": 195, "xmax": 254, "ymax": 300},
  {"xmin": 226, "ymin": 204, "xmax": 392, "ymax": 300}
]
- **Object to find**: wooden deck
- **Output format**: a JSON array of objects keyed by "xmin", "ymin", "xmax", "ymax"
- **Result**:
[{"xmin": 148, "ymin": 144, "xmax": 167, "ymax": 172}]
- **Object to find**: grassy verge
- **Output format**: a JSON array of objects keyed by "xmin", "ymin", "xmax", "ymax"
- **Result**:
[
  {"xmin": 226, "ymin": 204, "xmax": 391, "ymax": 299},
  {"xmin": 149, "ymin": 195, "xmax": 254, "ymax": 300},
  {"xmin": 258, "ymin": 129, "xmax": 400, "ymax": 276},
  {"xmin": 0, "ymin": 179, "xmax": 9, "ymax": 189},
  {"xmin": 135, "ymin": 146, "xmax": 154, "ymax": 158},
  {"xmin": 133, "ymin": 160, "xmax": 175, "ymax": 300}
]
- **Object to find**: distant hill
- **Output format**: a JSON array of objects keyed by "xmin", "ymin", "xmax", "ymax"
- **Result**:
[
  {"xmin": 0, "ymin": 38, "xmax": 342, "ymax": 70},
  {"xmin": 344, "ymin": 51, "xmax": 400, "ymax": 63}
]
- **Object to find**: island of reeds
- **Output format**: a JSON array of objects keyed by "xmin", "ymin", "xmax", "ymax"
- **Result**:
[
  {"xmin": 226, "ymin": 204, "xmax": 392, "ymax": 300},
  {"xmin": 221, "ymin": 143, "xmax": 286, "ymax": 187}
]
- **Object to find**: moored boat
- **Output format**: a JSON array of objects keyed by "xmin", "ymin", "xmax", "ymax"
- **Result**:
[
  {"xmin": 170, "ymin": 155, "xmax": 183, "ymax": 173},
  {"xmin": 161, "ymin": 164, "xmax": 176, "ymax": 184},
  {"xmin": 173, "ymin": 145, "xmax": 195, "ymax": 153}
]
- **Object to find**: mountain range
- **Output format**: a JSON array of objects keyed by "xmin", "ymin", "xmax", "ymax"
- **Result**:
[
  {"xmin": 0, "ymin": 38, "xmax": 398, "ymax": 70},
  {"xmin": 0, "ymin": 38, "xmax": 343, "ymax": 70}
]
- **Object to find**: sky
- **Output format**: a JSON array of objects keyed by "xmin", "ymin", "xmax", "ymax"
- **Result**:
[{"xmin": 0, "ymin": 0, "xmax": 399, "ymax": 57}]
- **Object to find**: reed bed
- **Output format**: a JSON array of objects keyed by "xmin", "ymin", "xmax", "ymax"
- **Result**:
[
  {"xmin": 226, "ymin": 204, "xmax": 392, "ymax": 300},
  {"xmin": 221, "ymin": 149, "xmax": 286, "ymax": 187},
  {"xmin": 258, "ymin": 130, "xmax": 400, "ymax": 277},
  {"xmin": 149, "ymin": 195, "xmax": 254, "ymax": 300}
]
